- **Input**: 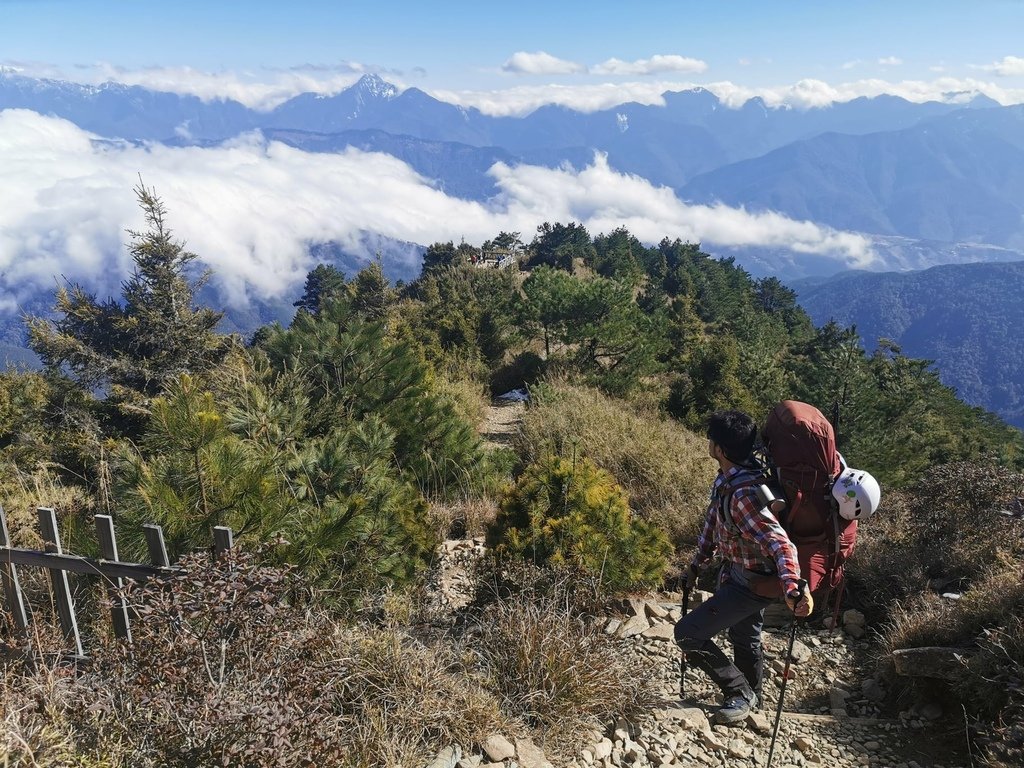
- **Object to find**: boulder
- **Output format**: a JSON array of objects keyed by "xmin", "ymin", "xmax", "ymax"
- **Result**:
[
  {"xmin": 789, "ymin": 640, "xmax": 813, "ymax": 664},
  {"xmin": 641, "ymin": 623, "xmax": 677, "ymax": 642},
  {"xmin": 592, "ymin": 738, "xmax": 613, "ymax": 760},
  {"xmin": 482, "ymin": 734, "xmax": 515, "ymax": 762},
  {"xmin": 892, "ymin": 647, "xmax": 967, "ymax": 680},
  {"xmin": 617, "ymin": 613, "xmax": 651, "ymax": 639},
  {"xmin": 842, "ymin": 609, "xmax": 866, "ymax": 627},
  {"xmin": 514, "ymin": 737, "xmax": 552, "ymax": 768},
  {"xmin": 427, "ymin": 746, "xmax": 462, "ymax": 768}
]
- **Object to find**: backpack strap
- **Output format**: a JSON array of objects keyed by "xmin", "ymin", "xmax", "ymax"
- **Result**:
[{"xmin": 715, "ymin": 473, "xmax": 776, "ymax": 576}]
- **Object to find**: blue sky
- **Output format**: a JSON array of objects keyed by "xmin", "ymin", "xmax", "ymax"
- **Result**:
[{"xmin": 3, "ymin": 0, "xmax": 1024, "ymax": 110}]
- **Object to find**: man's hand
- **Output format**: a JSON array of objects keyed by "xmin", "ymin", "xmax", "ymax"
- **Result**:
[
  {"xmin": 681, "ymin": 564, "xmax": 700, "ymax": 591},
  {"xmin": 785, "ymin": 582, "xmax": 813, "ymax": 617}
]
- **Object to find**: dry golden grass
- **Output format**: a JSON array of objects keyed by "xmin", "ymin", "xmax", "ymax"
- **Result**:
[
  {"xmin": 0, "ymin": 658, "xmax": 127, "ymax": 768},
  {"xmin": 436, "ymin": 374, "xmax": 491, "ymax": 432},
  {"xmin": 426, "ymin": 496, "xmax": 500, "ymax": 539},
  {"xmin": 465, "ymin": 563, "xmax": 659, "ymax": 756},
  {"xmin": 516, "ymin": 381, "xmax": 715, "ymax": 550},
  {"xmin": 0, "ymin": 462, "xmax": 95, "ymax": 549}
]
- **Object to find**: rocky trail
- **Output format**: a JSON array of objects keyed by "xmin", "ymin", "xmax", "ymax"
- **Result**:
[
  {"xmin": 429, "ymin": 541, "xmax": 972, "ymax": 768},
  {"xmin": 423, "ymin": 401, "xmax": 973, "ymax": 768},
  {"xmin": 480, "ymin": 398, "xmax": 526, "ymax": 452}
]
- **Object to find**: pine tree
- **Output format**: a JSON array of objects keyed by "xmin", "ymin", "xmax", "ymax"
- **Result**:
[
  {"xmin": 294, "ymin": 263, "xmax": 347, "ymax": 316},
  {"xmin": 26, "ymin": 184, "xmax": 231, "ymax": 433},
  {"xmin": 490, "ymin": 454, "xmax": 671, "ymax": 590}
]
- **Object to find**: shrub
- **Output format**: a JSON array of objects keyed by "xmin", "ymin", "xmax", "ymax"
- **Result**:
[
  {"xmin": 35, "ymin": 549, "xmax": 513, "ymax": 768},
  {"xmin": 467, "ymin": 565, "xmax": 657, "ymax": 748},
  {"xmin": 489, "ymin": 453, "xmax": 671, "ymax": 591},
  {"xmin": 963, "ymin": 615, "xmax": 1024, "ymax": 767},
  {"xmin": 515, "ymin": 381, "xmax": 713, "ymax": 548},
  {"xmin": 852, "ymin": 461, "xmax": 1024, "ymax": 615}
]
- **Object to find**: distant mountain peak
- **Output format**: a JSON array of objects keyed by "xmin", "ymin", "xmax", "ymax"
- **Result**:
[{"xmin": 352, "ymin": 73, "xmax": 397, "ymax": 101}]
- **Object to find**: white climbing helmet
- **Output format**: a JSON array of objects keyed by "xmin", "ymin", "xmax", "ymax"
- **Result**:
[{"xmin": 832, "ymin": 467, "xmax": 881, "ymax": 520}]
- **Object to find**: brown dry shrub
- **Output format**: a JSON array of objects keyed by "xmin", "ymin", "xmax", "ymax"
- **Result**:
[
  {"xmin": 963, "ymin": 615, "xmax": 1024, "ymax": 768},
  {"xmin": 515, "ymin": 381, "xmax": 714, "ymax": 549},
  {"xmin": 0, "ymin": 660, "xmax": 125, "ymax": 768},
  {"xmin": 467, "ymin": 562, "xmax": 658, "ymax": 751},
  {"xmin": 878, "ymin": 566, "xmax": 1024, "ymax": 767},
  {"xmin": 47, "ymin": 549, "xmax": 512, "ymax": 768},
  {"xmin": 852, "ymin": 461, "xmax": 1024, "ymax": 616},
  {"xmin": 882, "ymin": 567, "xmax": 1024, "ymax": 654}
]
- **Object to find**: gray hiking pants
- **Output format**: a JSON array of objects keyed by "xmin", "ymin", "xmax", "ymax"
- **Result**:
[{"xmin": 674, "ymin": 562, "xmax": 773, "ymax": 699}]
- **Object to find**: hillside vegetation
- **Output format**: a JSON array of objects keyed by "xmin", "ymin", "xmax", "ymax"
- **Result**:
[
  {"xmin": 795, "ymin": 260, "xmax": 1024, "ymax": 429},
  {"xmin": 1, "ymin": 187, "xmax": 1023, "ymax": 766}
]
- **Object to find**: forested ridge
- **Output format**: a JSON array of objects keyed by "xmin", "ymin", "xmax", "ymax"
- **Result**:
[
  {"xmin": 1, "ymin": 188, "xmax": 1022, "ymax": 767},
  {"xmin": 795, "ymin": 260, "xmax": 1024, "ymax": 429}
]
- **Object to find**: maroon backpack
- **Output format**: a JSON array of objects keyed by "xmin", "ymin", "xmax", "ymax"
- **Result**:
[{"xmin": 762, "ymin": 400, "xmax": 854, "ymax": 596}]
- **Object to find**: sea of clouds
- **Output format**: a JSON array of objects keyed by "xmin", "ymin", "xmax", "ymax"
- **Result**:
[{"xmin": 0, "ymin": 109, "xmax": 875, "ymax": 315}]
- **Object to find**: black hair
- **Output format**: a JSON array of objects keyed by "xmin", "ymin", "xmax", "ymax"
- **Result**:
[{"xmin": 706, "ymin": 410, "xmax": 757, "ymax": 465}]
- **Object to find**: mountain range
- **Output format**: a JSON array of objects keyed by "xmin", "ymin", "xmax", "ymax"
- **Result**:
[
  {"xmin": 4, "ymin": 71, "xmax": 1024, "ymax": 427},
  {"xmin": 794, "ymin": 261, "xmax": 1024, "ymax": 430}
]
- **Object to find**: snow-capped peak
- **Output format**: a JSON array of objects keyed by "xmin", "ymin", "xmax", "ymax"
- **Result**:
[{"xmin": 354, "ymin": 74, "xmax": 397, "ymax": 101}]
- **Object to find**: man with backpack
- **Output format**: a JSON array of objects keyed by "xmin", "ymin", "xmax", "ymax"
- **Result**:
[{"xmin": 674, "ymin": 409, "xmax": 813, "ymax": 725}]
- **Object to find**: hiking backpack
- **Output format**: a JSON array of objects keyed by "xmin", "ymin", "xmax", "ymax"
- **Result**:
[{"xmin": 761, "ymin": 400, "xmax": 855, "ymax": 597}]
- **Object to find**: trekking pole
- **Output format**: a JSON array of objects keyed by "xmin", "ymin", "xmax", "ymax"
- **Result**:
[
  {"xmin": 766, "ymin": 579, "xmax": 808, "ymax": 768},
  {"xmin": 679, "ymin": 582, "xmax": 691, "ymax": 699}
]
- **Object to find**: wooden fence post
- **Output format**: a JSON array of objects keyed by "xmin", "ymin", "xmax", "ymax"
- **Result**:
[
  {"xmin": 0, "ymin": 506, "xmax": 32, "ymax": 647},
  {"xmin": 37, "ymin": 507, "xmax": 85, "ymax": 658},
  {"xmin": 213, "ymin": 526, "xmax": 233, "ymax": 558},
  {"xmin": 94, "ymin": 515, "xmax": 131, "ymax": 642},
  {"xmin": 142, "ymin": 524, "xmax": 170, "ymax": 568}
]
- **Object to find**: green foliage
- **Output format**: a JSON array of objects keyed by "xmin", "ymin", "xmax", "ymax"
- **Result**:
[
  {"xmin": 520, "ymin": 267, "xmax": 665, "ymax": 394},
  {"xmin": 400, "ymin": 264, "xmax": 519, "ymax": 377},
  {"xmin": 350, "ymin": 258, "xmax": 394, "ymax": 321},
  {"xmin": 529, "ymin": 221, "xmax": 595, "ymax": 270},
  {"xmin": 0, "ymin": 369, "xmax": 51, "ymax": 465},
  {"xmin": 490, "ymin": 454, "xmax": 671, "ymax": 590},
  {"xmin": 669, "ymin": 335, "xmax": 759, "ymax": 429},
  {"xmin": 258, "ymin": 296, "xmax": 489, "ymax": 498},
  {"xmin": 420, "ymin": 240, "xmax": 461, "ymax": 275},
  {"xmin": 114, "ymin": 374, "xmax": 281, "ymax": 558},
  {"xmin": 26, "ymin": 184, "xmax": 231, "ymax": 437},
  {"xmin": 293, "ymin": 263, "xmax": 347, "ymax": 316}
]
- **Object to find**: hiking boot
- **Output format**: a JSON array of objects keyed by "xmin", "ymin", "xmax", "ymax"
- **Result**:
[{"xmin": 714, "ymin": 691, "xmax": 757, "ymax": 725}]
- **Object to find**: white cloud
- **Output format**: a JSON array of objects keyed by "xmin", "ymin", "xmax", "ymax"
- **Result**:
[
  {"xmin": 501, "ymin": 51, "xmax": 584, "ymax": 75},
  {"xmin": 981, "ymin": 55, "xmax": 1024, "ymax": 76},
  {"xmin": 878, "ymin": 57, "xmax": 903, "ymax": 67},
  {"xmin": 0, "ymin": 110, "xmax": 875, "ymax": 312},
  {"xmin": 432, "ymin": 75, "xmax": 1024, "ymax": 116},
  {"xmin": 590, "ymin": 55, "xmax": 707, "ymax": 76},
  {"xmin": 841, "ymin": 60, "xmax": 862, "ymax": 70},
  {"xmin": 3, "ymin": 61, "xmax": 384, "ymax": 111}
]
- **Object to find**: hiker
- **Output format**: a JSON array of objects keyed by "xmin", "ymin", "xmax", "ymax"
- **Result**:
[{"xmin": 675, "ymin": 409, "xmax": 813, "ymax": 724}]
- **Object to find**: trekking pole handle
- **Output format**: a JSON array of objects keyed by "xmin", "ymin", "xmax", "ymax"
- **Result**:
[{"xmin": 786, "ymin": 578, "xmax": 811, "ymax": 618}]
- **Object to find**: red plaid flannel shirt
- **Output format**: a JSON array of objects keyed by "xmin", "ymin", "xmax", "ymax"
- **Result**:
[{"xmin": 691, "ymin": 466, "xmax": 801, "ymax": 593}]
